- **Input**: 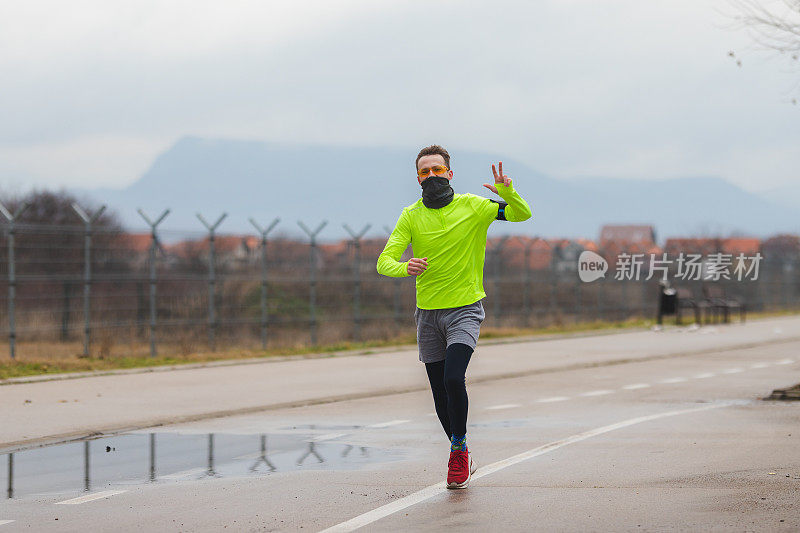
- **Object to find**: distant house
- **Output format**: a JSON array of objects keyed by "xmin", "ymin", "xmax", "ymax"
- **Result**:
[
  {"xmin": 542, "ymin": 238, "xmax": 599, "ymax": 273},
  {"xmin": 661, "ymin": 236, "xmax": 763, "ymax": 281},
  {"xmin": 663, "ymin": 237, "xmax": 760, "ymax": 257},
  {"xmin": 663, "ymin": 238, "xmax": 722, "ymax": 257},
  {"xmin": 531, "ymin": 238, "xmax": 560, "ymax": 270},
  {"xmin": 484, "ymin": 236, "xmax": 602, "ymax": 273},
  {"xmin": 483, "ymin": 237, "xmax": 556, "ymax": 272},
  {"xmin": 721, "ymin": 238, "xmax": 760, "ymax": 256},
  {"xmin": 551, "ymin": 240, "xmax": 585, "ymax": 273},
  {"xmin": 214, "ymin": 235, "xmax": 257, "ymax": 264},
  {"xmin": 599, "ymin": 225, "xmax": 657, "ymax": 247},
  {"xmin": 119, "ymin": 232, "xmax": 165, "ymax": 269},
  {"xmin": 598, "ymin": 225, "xmax": 662, "ymax": 276},
  {"xmin": 574, "ymin": 238, "xmax": 599, "ymax": 253},
  {"xmin": 165, "ymin": 235, "xmax": 257, "ymax": 269}
]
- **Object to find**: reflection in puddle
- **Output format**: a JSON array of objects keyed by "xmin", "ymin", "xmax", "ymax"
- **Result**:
[{"xmin": 2, "ymin": 430, "xmax": 402, "ymax": 499}]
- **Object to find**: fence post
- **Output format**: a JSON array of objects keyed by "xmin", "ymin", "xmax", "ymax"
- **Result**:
[
  {"xmin": 207, "ymin": 433, "xmax": 216, "ymax": 476},
  {"xmin": 298, "ymin": 221, "xmax": 327, "ymax": 346},
  {"xmin": 621, "ymin": 279, "xmax": 629, "ymax": 321},
  {"xmin": 596, "ymin": 276, "xmax": 604, "ymax": 321},
  {"xmin": 61, "ymin": 281, "xmax": 72, "ymax": 341},
  {"xmin": 0, "ymin": 202, "xmax": 29, "ymax": 360},
  {"xmin": 197, "ymin": 213, "xmax": 227, "ymax": 352},
  {"xmin": 138, "ymin": 209, "xmax": 169, "ymax": 358},
  {"xmin": 250, "ymin": 217, "xmax": 280, "ymax": 350},
  {"xmin": 344, "ymin": 224, "xmax": 371, "ymax": 342},
  {"xmin": 521, "ymin": 237, "xmax": 535, "ymax": 325},
  {"xmin": 84, "ymin": 440, "xmax": 91, "ymax": 492},
  {"xmin": 7, "ymin": 453, "xmax": 13, "ymax": 498},
  {"xmin": 490, "ymin": 236, "xmax": 509, "ymax": 323},
  {"xmin": 149, "ymin": 433, "xmax": 157, "ymax": 482},
  {"xmin": 72, "ymin": 203, "xmax": 106, "ymax": 358},
  {"xmin": 549, "ymin": 269, "xmax": 557, "ymax": 325},
  {"xmin": 382, "ymin": 225, "xmax": 403, "ymax": 325}
]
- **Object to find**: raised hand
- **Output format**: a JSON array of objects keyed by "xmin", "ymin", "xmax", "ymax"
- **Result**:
[
  {"xmin": 483, "ymin": 161, "xmax": 511, "ymax": 194},
  {"xmin": 407, "ymin": 257, "xmax": 428, "ymax": 276}
]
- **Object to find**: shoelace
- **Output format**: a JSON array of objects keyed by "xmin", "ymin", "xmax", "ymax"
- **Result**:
[{"xmin": 448, "ymin": 452, "xmax": 468, "ymax": 472}]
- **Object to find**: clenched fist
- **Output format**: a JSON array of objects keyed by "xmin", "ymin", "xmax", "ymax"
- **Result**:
[{"xmin": 407, "ymin": 257, "xmax": 428, "ymax": 276}]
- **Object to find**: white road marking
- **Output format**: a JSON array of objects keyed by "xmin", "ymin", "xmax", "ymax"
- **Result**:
[
  {"xmin": 161, "ymin": 467, "xmax": 207, "ymax": 480},
  {"xmin": 722, "ymin": 368, "xmax": 743, "ymax": 374},
  {"xmin": 367, "ymin": 420, "xmax": 411, "ymax": 428},
  {"xmin": 693, "ymin": 373, "xmax": 715, "ymax": 379},
  {"xmin": 622, "ymin": 383, "xmax": 651, "ymax": 390},
  {"xmin": 750, "ymin": 363, "xmax": 769, "ymax": 369},
  {"xmin": 319, "ymin": 403, "xmax": 731, "ymax": 533},
  {"xmin": 0, "ymin": 521, "xmax": 14, "ymax": 527},
  {"xmin": 580, "ymin": 390, "xmax": 614, "ymax": 397},
  {"xmin": 55, "ymin": 490, "xmax": 127, "ymax": 505},
  {"xmin": 535, "ymin": 396, "xmax": 570, "ymax": 403},
  {"xmin": 485, "ymin": 404, "xmax": 522, "ymax": 411},
  {"xmin": 310, "ymin": 432, "xmax": 348, "ymax": 442},
  {"xmin": 775, "ymin": 359, "xmax": 794, "ymax": 365},
  {"xmin": 660, "ymin": 377, "xmax": 688, "ymax": 383}
]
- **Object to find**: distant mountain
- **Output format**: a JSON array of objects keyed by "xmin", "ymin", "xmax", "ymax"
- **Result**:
[
  {"xmin": 83, "ymin": 136, "xmax": 800, "ymax": 241},
  {"xmin": 758, "ymin": 184, "xmax": 800, "ymax": 211}
]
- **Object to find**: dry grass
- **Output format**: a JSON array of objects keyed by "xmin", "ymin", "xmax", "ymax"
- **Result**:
[{"xmin": 1, "ymin": 309, "xmax": 798, "ymax": 380}]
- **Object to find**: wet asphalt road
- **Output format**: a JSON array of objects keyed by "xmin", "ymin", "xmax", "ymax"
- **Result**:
[{"xmin": 1, "ymin": 320, "xmax": 799, "ymax": 531}]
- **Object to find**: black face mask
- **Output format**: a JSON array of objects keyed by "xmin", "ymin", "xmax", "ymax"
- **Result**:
[{"xmin": 420, "ymin": 176, "xmax": 454, "ymax": 208}]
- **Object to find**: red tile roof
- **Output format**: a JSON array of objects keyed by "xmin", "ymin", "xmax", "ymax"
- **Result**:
[
  {"xmin": 721, "ymin": 238, "xmax": 760, "ymax": 255},
  {"xmin": 663, "ymin": 237, "xmax": 761, "ymax": 256}
]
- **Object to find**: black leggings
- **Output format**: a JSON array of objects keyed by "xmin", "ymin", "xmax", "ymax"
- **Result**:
[{"xmin": 424, "ymin": 343, "xmax": 473, "ymax": 440}]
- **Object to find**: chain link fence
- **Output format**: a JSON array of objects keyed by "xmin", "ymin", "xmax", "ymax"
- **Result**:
[{"xmin": 0, "ymin": 221, "xmax": 798, "ymax": 360}]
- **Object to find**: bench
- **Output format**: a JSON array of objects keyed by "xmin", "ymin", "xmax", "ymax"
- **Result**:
[{"xmin": 702, "ymin": 284, "xmax": 746, "ymax": 324}]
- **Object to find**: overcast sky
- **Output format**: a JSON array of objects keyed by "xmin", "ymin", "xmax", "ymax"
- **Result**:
[{"xmin": 1, "ymin": 0, "xmax": 798, "ymax": 194}]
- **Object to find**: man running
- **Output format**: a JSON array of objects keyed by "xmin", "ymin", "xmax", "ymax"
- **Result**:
[{"xmin": 377, "ymin": 145, "xmax": 532, "ymax": 489}]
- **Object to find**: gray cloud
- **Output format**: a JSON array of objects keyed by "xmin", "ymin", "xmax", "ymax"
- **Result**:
[{"xmin": 1, "ymin": 0, "xmax": 798, "ymax": 191}]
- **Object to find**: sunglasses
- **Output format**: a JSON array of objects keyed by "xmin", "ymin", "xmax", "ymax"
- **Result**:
[{"xmin": 417, "ymin": 165, "xmax": 449, "ymax": 178}]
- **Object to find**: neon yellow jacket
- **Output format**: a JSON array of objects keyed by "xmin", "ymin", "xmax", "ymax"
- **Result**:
[{"xmin": 377, "ymin": 180, "xmax": 532, "ymax": 309}]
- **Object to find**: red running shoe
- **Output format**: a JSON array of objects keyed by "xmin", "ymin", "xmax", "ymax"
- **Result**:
[{"xmin": 446, "ymin": 450, "xmax": 476, "ymax": 489}]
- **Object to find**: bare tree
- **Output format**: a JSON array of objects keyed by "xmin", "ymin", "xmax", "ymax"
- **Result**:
[
  {"xmin": 729, "ymin": 1, "xmax": 800, "ymax": 60},
  {"xmin": 0, "ymin": 189, "xmax": 124, "ymax": 276}
]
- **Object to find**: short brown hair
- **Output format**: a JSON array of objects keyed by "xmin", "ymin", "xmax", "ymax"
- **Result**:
[{"xmin": 415, "ymin": 145, "xmax": 450, "ymax": 170}]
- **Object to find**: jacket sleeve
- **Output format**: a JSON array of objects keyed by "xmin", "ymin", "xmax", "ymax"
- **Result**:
[
  {"xmin": 495, "ymin": 179, "xmax": 532, "ymax": 222},
  {"xmin": 475, "ymin": 178, "xmax": 531, "ymax": 224},
  {"xmin": 377, "ymin": 210, "xmax": 412, "ymax": 277}
]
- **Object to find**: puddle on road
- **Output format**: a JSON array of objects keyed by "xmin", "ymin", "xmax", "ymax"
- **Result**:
[{"xmin": 1, "ymin": 431, "xmax": 403, "ymax": 500}]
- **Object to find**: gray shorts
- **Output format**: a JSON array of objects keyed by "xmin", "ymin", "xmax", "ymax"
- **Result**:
[{"xmin": 414, "ymin": 300, "xmax": 486, "ymax": 363}]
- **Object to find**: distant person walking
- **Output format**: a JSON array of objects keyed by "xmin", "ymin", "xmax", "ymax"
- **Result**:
[{"xmin": 377, "ymin": 145, "xmax": 532, "ymax": 489}]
